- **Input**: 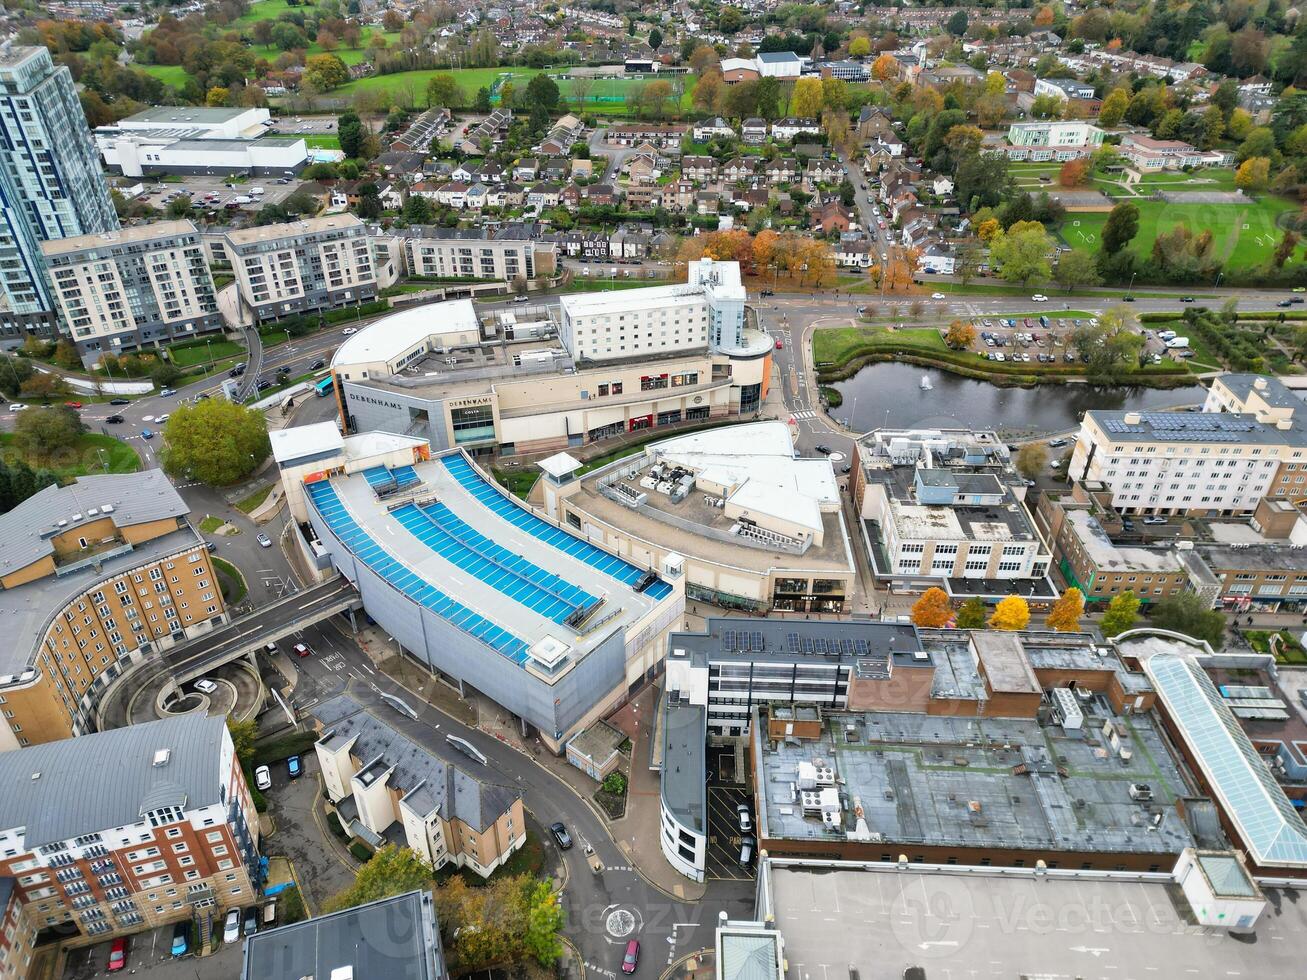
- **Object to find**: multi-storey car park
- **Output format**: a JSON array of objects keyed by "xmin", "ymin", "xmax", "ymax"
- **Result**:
[
  {"xmin": 0, "ymin": 714, "xmax": 258, "ymax": 950},
  {"xmin": 0, "ymin": 472, "xmax": 227, "ymax": 749},
  {"xmin": 289, "ymin": 434, "xmax": 684, "ymax": 751},
  {"xmin": 325, "ymin": 259, "xmax": 774, "ymax": 459}
]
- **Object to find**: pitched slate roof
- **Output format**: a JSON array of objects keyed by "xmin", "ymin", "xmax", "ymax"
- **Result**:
[
  {"xmin": 314, "ymin": 695, "xmax": 518, "ymax": 832},
  {"xmin": 0, "ymin": 714, "xmax": 224, "ymax": 846}
]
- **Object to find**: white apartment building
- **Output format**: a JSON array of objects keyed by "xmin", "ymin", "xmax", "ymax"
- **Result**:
[
  {"xmin": 558, "ymin": 257, "xmax": 747, "ymax": 363},
  {"xmin": 0, "ymin": 715, "xmax": 258, "ymax": 942},
  {"xmin": 40, "ymin": 220, "xmax": 221, "ymax": 365},
  {"xmin": 1069, "ymin": 387, "xmax": 1307, "ymax": 516},
  {"xmin": 852, "ymin": 428, "xmax": 1054, "ymax": 597},
  {"xmin": 1033, "ymin": 78, "xmax": 1096, "ymax": 101},
  {"xmin": 224, "ymin": 214, "xmax": 376, "ymax": 324},
  {"xmin": 402, "ymin": 225, "xmax": 556, "ymax": 282},
  {"xmin": 1001, "ymin": 121, "xmax": 1105, "ymax": 161}
]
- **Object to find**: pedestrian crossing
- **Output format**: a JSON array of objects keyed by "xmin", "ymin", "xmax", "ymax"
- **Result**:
[{"xmin": 791, "ymin": 410, "xmax": 818, "ymax": 420}]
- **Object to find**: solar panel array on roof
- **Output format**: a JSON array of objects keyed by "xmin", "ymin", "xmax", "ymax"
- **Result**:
[
  {"xmin": 723, "ymin": 629, "xmax": 736, "ymax": 652},
  {"xmin": 1103, "ymin": 414, "xmax": 1261, "ymax": 442}
]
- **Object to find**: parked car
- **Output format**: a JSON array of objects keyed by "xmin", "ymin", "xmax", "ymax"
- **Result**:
[
  {"xmin": 223, "ymin": 909, "xmax": 240, "ymax": 944},
  {"xmin": 293, "ymin": 642, "xmax": 312, "ymax": 657},
  {"xmin": 257, "ymin": 532, "xmax": 273, "ymax": 548},
  {"xmin": 194, "ymin": 679, "xmax": 217, "ymax": 694},
  {"xmin": 739, "ymin": 836, "xmax": 756, "ymax": 867},
  {"xmin": 109, "ymin": 397, "xmax": 131, "ymax": 405},
  {"xmin": 621, "ymin": 940, "xmax": 641, "ymax": 975},
  {"xmin": 8, "ymin": 403, "xmax": 26, "ymax": 412},
  {"xmin": 1048, "ymin": 438, "xmax": 1068, "ymax": 448},
  {"xmin": 255, "ymin": 765, "xmax": 272, "ymax": 791},
  {"xmin": 243, "ymin": 907, "xmax": 259, "ymax": 937},
  {"xmin": 287, "ymin": 755, "xmax": 302, "ymax": 779},
  {"xmin": 1122, "ymin": 519, "xmax": 1137, "ymax": 532},
  {"xmin": 107, "ymin": 938, "xmax": 128, "ymax": 973},
  {"xmin": 105, "ymin": 414, "xmax": 124, "ymax": 424},
  {"xmin": 170, "ymin": 922, "xmax": 190, "ymax": 957},
  {"xmin": 1144, "ymin": 516, "xmax": 1168, "ymax": 525},
  {"xmin": 737, "ymin": 804, "xmax": 753, "ymax": 833},
  {"xmin": 815, "ymin": 444, "xmax": 832, "ymax": 455},
  {"xmin": 64, "ymin": 400, "xmax": 83, "ymax": 409},
  {"xmin": 550, "ymin": 822, "xmax": 573, "ymax": 850}
]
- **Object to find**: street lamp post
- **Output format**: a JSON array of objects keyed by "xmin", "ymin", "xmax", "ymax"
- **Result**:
[{"xmin": 1126, "ymin": 271, "xmax": 1136, "ymax": 300}]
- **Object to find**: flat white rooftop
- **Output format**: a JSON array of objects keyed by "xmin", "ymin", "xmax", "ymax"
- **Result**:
[
  {"xmin": 765, "ymin": 862, "xmax": 1307, "ymax": 979},
  {"xmin": 333, "ymin": 299, "xmax": 480, "ymax": 368},
  {"xmin": 1066, "ymin": 508, "xmax": 1185, "ymax": 572},
  {"xmin": 270, "ymin": 421, "xmax": 344, "ymax": 464},
  {"xmin": 649, "ymin": 421, "xmax": 837, "ymax": 537}
]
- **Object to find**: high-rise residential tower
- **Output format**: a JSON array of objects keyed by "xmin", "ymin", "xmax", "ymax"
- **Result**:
[{"xmin": 0, "ymin": 46, "xmax": 118, "ymax": 345}]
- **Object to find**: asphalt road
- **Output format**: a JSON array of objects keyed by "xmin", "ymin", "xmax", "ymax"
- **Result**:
[{"xmin": 284, "ymin": 623, "xmax": 755, "ymax": 972}]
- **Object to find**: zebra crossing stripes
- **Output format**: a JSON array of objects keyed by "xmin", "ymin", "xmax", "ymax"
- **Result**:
[{"xmin": 791, "ymin": 410, "xmax": 818, "ymax": 420}]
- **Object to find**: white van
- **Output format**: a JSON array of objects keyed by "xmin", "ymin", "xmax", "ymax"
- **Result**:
[
  {"xmin": 233, "ymin": 195, "xmax": 253, "ymax": 205},
  {"xmin": 250, "ymin": 186, "xmax": 266, "ymax": 196},
  {"xmin": 1164, "ymin": 336, "xmax": 1190, "ymax": 349}
]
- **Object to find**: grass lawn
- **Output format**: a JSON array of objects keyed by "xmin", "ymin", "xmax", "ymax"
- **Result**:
[
  {"xmin": 249, "ymin": 28, "xmax": 402, "ymax": 67},
  {"xmin": 0, "ymin": 432, "xmax": 139, "ymax": 480},
  {"xmin": 1133, "ymin": 168, "xmax": 1238, "ymax": 191},
  {"xmin": 236, "ymin": 484, "xmax": 274, "ymax": 513},
  {"xmin": 199, "ymin": 515, "xmax": 225, "ymax": 533},
  {"xmin": 139, "ymin": 64, "xmax": 190, "ymax": 88},
  {"xmin": 561, "ymin": 277, "xmax": 669, "ymax": 292},
  {"xmin": 233, "ymin": 0, "xmax": 314, "ymax": 27},
  {"xmin": 814, "ymin": 326, "xmax": 945, "ymax": 365},
  {"xmin": 212, "ymin": 556, "xmax": 248, "ymax": 604},
  {"xmin": 1246, "ymin": 629, "xmax": 1307, "ymax": 664},
  {"xmin": 1060, "ymin": 195, "xmax": 1298, "ymax": 270},
  {"xmin": 168, "ymin": 339, "xmax": 245, "ymax": 368},
  {"xmin": 336, "ymin": 66, "xmax": 541, "ymax": 100},
  {"xmin": 493, "ymin": 466, "xmax": 539, "ymax": 500},
  {"xmin": 303, "ymin": 134, "xmax": 340, "ymax": 150}
]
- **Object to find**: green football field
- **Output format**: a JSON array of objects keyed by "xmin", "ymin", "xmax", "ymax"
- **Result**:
[{"xmin": 1060, "ymin": 196, "xmax": 1300, "ymax": 269}]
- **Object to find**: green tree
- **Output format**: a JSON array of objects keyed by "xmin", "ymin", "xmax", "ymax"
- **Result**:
[
  {"xmin": 1236, "ymin": 126, "xmax": 1276, "ymax": 163},
  {"xmin": 337, "ymin": 110, "xmax": 363, "ymax": 158},
  {"xmin": 848, "ymin": 36, "xmax": 871, "ymax": 57},
  {"xmin": 1015, "ymin": 443, "xmax": 1048, "ymax": 478},
  {"xmin": 524, "ymin": 73, "xmax": 561, "ymax": 112},
  {"xmin": 1100, "ymin": 201, "xmax": 1140, "ymax": 255},
  {"xmin": 1053, "ymin": 249, "xmax": 1101, "ymax": 292},
  {"xmin": 53, "ymin": 339, "xmax": 82, "ymax": 370},
  {"xmin": 228, "ymin": 717, "xmax": 258, "ymax": 765},
  {"xmin": 791, "ymin": 77, "xmax": 824, "ymax": 117},
  {"xmin": 520, "ymin": 880, "xmax": 565, "ymax": 965},
  {"xmin": 160, "ymin": 398, "xmax": 271, "ymax": 486},
  {"xmin": 990, "ymin": 220, "xmax": 1052, "ymax": 286},
  {"xmin": 13, "ymin": 406, "xmax": 83, "ymax": 462},
  {"xmin": 955, "ymin": 597, "xmax": 987, "ymax": 629},
  {"xmin": 473, "ymin": 86, "xmax": 492, "ymax": 112},
  {"xmin": 955, "ymin": 241, "xmax": 983, "ymax": 286},
  {"xmin": 648, "ymin": 27, "xmax": 662, "ymax": 51},
  {"xmin": 0, "ymin": 353, "xmax": 35, "ymax": 398},
  {"xmin": 403, "ymin": 194, "xmax": 434, "ymax": 224},
  {"xmin": 755, "ymin": 76, "xmax": 782, "ymax": 119},
  {"xmin": 946, "ymin": 9, "xmax": 969, "ymax": 35},
  {"xmin": 1100, "ymin": 590, "xmax": 1140, "ymax": 636},
  {"xmin": 303, "ymin": 53, "xmax": 349, "ymax": 92},
  {"xmin": 1098, "ymin": 87, "xmax": 1129, "ymax": 128},
  {"xmin": 425, "ymin": 74, "xmax": 463, "ymax": 109},
  {"xmin": 1149, "ymin": 592, "xmax": 1227, "ymax": 649},
  {"xmin": 324, "ymin": 844, "xmax": 433, "ymax": 913}
]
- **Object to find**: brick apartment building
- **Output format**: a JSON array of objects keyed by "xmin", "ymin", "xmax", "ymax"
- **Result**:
[
  {"xmin": 0, "ymin": 714, "xmax": 258, "ymax": 948},
  {"xmin": 0, "ymin": 472, "xmax": 227, "ymax": 748}
]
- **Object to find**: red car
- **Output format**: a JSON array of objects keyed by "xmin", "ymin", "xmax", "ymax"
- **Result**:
[
  {"xmin": 293, "ymin": 643, "xmax": 312, "ymax": 658},
  {"xmin": 774, "ymin": 339, "xmax": 783, "ymax": 350},
  {"xmin": 64, "ymin": 401, "xmax": 83, "ymax": 409},
  {"xmin": 107, "ymin": 938, "xmax": 127, "ymax": 973},
  {"xmin": 621, "ymin": 940, "xmax": 640, "ymax": 974}
]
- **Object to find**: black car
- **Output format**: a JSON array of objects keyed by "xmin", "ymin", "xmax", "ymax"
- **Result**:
[
  {"xmin": 549, "ymin": 822, "xmax": 573, "ymax": 850},
  {"xmin": 109, "ymin": 398, "xmax": 131, "ymax": 406},
  {"xmin": 815, "ymin": 444, "xmax": 832, "ymax": 455},
  {"xmin": 256, "ymin": 378, "xmax": 272, "ymax": 391},
  {"xmin": 1122, "ymin": 296, "xmax": 1135, "ymax": 302},
  {"xmin": 1293, "ymin": 297, "xmax": 1306, "ymax": 304},
  {"xmin": 1180, "ymin": 296, "xmax": 1195, "ymax": 302},
  {"xmin": 277, "ymin": 364, "xmax": 292, "ymax": 374},
  {"xmin": 310, "ymin": 358, "xmax": 327, "ymax": 370},
  {"xmin": 229, "ymin": 364, "xmax": 247, "ymax": 378},
  {"xmin": 105, "ymin": 414, "xmax": 125, "ymax": 424},
  {"xmin": 759, "ymin": 289, "xmax": 774, "ymax": 297},
  {"xmin": 1278, "ymin": 299, "xmax": 1294, "ymax": 307}
]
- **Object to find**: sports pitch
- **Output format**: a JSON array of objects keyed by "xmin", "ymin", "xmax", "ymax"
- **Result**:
[{"xmin": 1060, "ymin": 195, "xmax": 1300, "ymax": 269}]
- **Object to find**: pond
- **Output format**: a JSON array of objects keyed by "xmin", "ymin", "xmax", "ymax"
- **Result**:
[{"xmin": 829, "ymin": 362, "xmax": 1208, "ymax": 438}]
